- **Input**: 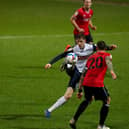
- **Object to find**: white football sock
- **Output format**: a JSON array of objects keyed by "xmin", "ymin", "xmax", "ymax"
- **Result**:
[{"xmin": 48, "ymin": 96, "xmax": 67, "ymax": 112}]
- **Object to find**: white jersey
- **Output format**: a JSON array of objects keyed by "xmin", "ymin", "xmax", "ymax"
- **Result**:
[{"xmin": 73, "ymin": 44, "xmax": 94, "ymax": 73}]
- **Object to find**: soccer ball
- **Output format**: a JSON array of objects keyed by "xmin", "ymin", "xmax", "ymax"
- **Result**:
[{"xmin": 65, "ymin": 53, "xmax": 78, "ymax": 64}]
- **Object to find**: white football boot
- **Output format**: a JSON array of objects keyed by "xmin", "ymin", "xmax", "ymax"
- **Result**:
[{"xmin": 97, "ymin": 125, "xmax": 110, "ymax": 129}]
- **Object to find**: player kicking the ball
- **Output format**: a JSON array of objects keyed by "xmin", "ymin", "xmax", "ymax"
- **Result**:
[{"xmin": 44, "ymin": 34, "xmax": 117, "ymax": 118}]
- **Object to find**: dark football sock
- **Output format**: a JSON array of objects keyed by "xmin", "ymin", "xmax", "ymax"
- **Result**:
[{"xmin": 99, "ymin": 104, "xmax": 110, "ymax": 126}]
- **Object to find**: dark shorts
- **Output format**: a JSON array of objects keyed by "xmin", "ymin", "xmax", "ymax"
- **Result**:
[
  {"xmin": 83, "ymin": 86, "xmax": 110, "ymax": 102},
  {"xmin": 74, "ymin": 33, "xmax": 93, "ymax": 44},
  {"xmin": 66, "ymin": 67, "xmax": 81, "ymax": 90}
]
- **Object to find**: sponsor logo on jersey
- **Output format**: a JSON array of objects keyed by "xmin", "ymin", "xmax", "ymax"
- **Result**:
[
  {"xmin": 83, "ymin": 18, "xmax": 90, "ymax": 21},
  {"xmin": 78, "ymin": 55, "xmax": 90, "ymax": 60}
]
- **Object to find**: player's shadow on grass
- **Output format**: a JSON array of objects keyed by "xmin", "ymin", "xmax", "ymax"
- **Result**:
[
  {"xmin": 0, "ymin": 114, "xmax": 44, "ymax": 120},
  {"xmin": 12, "ymin": 127, "xmax": 65, "ymax": 129},
  {"xmin": 6, "ymin": 75, "xmax": 45, "ymax": 79},
  {"xmin": 0, "ymin": 114, "xmax": 66, "ymax": 129}
]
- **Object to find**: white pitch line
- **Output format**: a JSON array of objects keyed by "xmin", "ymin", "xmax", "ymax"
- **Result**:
[
  {"xmin": 0, "ymin": 34, "xmax": 72, "ymax": 39},
  {"xmin": 0, "ymin": 32, "xmax": 129, "ymax": 39},
  {"xmin": 94, "ymin": 32, "xmax": 129, "ymax": 36}
]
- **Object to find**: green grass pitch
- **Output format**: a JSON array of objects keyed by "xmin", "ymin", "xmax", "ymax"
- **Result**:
[{"xmin": 0, "ymin": 0, "xmax": 129, "ymax": 129}]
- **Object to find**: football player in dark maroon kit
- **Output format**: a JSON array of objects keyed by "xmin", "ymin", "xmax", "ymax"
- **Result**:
[
  {"xmin": 70, "ymin": 0, "xmax": 96, "ymax": 44},
  {"xmin": 69, "ymin": 41, "xmax": 117, "ymax": 129}
]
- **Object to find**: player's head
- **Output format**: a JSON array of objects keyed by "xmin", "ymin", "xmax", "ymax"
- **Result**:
[
  {"xmin": 97, "ymin": 40, "xmax": 106, "ymax": 50},
  {"xmin": 83, "ymin": 0, "xmax": 92, "ymax": 10},
  {"xmin": 76, "ymin": 34, "xmax": 86, "ymax": 49}
]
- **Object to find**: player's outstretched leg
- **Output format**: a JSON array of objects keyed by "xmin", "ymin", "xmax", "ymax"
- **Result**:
[
  {"xmin": 44, "ymin": 88, "xmax": 73, "ymax": 118},
  {"xmin": 44, "ymin": 96, "xmax": 67, "ymax": 118}
]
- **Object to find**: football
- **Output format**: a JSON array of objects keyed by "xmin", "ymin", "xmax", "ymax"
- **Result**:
[{"xmin": 65, "ymin": 53, "xmax": 78, "ymax": 64}]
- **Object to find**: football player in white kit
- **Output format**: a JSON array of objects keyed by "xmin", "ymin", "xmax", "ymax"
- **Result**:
[{"xmin": 44, "ymin": 34, "xmax": 117, "ymax": 118}]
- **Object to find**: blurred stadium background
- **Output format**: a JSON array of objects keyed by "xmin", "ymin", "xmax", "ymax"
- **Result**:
[{"xmin": 0, "ymin": 0, "xmax": 129, "ymax": 129}]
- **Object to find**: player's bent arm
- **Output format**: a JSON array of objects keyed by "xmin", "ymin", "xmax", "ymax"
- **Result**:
[
  {"xmin": 110, "ymin": 44, "xmax": 117, "ymax": 50},
  {"xmin": 92, "ymin": 44, "xmax": 117, "ymax": 52},
  {"xmin": 70, "ymin": 15, "xmax": 84, "ymax": 33},
  {"xmin": 89, "ymin": 20, "xmax": 96, "ymax": 31},
  {"xmin": 105, "ymin": 44, "xmax": 117, "ymax": 50},
  {"xmin": 45, "ymin": 50, "xmax": 73, "ymax": 69},
  {"xmin": 105, "ymin": 56, "xmax": 117, "ymax": 80},
  {"xmin": 70, "ymin": 15, "xmax": 79, "ymax": 29}
]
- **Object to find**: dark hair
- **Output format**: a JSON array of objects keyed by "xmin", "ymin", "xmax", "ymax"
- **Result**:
[
  {"xmin": 76, "ymin": 33, "xmax": 85, "ymax": 40},
  {"xmin": 83, "ymin": 0, "xmax": 92, "ymax": 2},
  {"xmin": 97, "ymin": 40, "xmax": 106, "ymax": 50}
]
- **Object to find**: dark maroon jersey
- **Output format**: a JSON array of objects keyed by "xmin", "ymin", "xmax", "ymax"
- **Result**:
[
  {"xmin": 73, "ymin": 7, "xmax": 93, "ymax": 35},
  {"xmin": 82, "ymin": 51, "xmax": 112, "ymax": 87}
]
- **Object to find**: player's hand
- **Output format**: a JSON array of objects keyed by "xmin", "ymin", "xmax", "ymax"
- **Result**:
[
  {"xmin": 110, "ymin": 44, "xmax": 117, "ymax": 50},
  {"xmin": 77, "ymin": 92, "xmax": 83, "ymax": 99},
  {"xmin": 45, "ymin": 64, "xmax": 52, "ymax": 69},
  {"xmin": 91, "ymin": 25, "xmax": 96, "ymax": 31},
  {"xmin": 112, "ymin": 73, "xmax": 117, "ymax": 80},
  {"xmin": 111, "ymin": 71, "xmax": 117, "ymax": 80},
  {"xmin": 78, "ymin": 28, "xmax": 85, "ymax": 33}
]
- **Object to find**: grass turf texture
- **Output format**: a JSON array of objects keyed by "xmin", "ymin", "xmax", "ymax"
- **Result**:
[{"xmin": 0, "ymin": 0, "xmax": 129, "ymax": 129}]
